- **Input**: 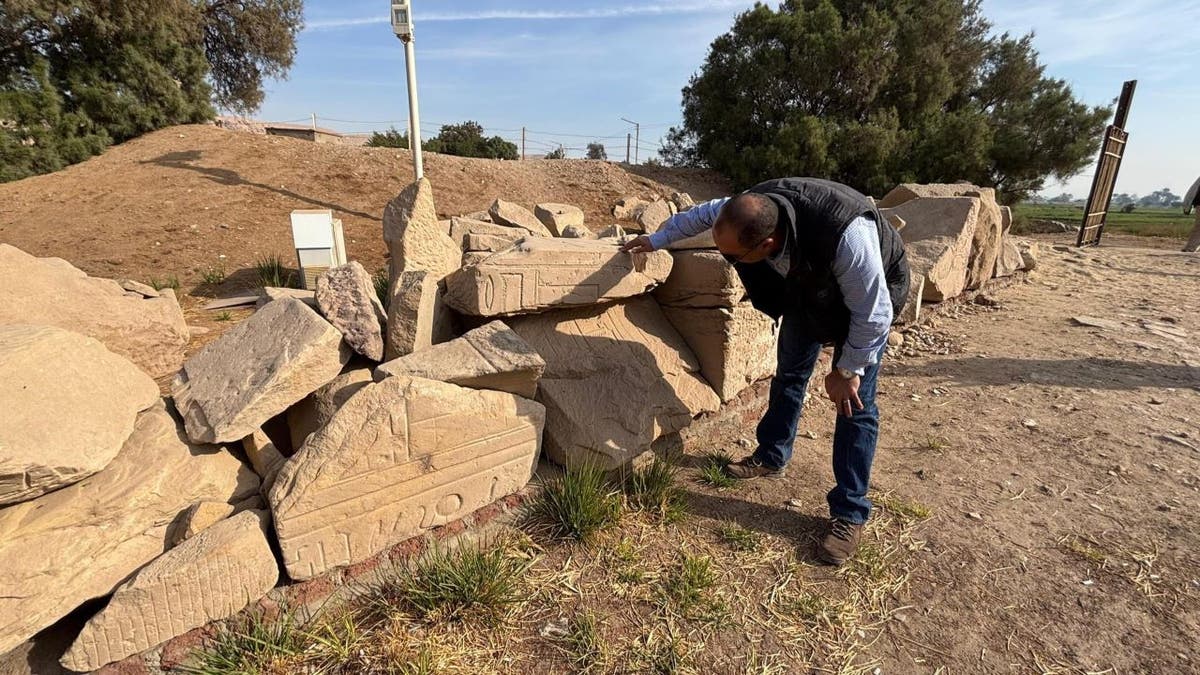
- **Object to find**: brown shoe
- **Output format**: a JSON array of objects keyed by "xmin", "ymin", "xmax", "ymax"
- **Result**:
[
  {"xmin": 724, "ymin": 456, "xmax": 785, "ymax": 480},
  {"xmin": 817, "ymin": 518, "xmax": 863, "ymax": 566}
]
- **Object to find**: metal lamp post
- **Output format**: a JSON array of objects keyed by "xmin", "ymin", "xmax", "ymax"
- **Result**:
[{"xmin": 390, "ymin": 1, "xmax": 423, "ymax": 180}]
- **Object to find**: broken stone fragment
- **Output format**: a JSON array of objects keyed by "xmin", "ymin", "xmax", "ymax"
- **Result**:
[
  {"xmin": 534, "ymin": 203, "xmax": 585, "ymax": 236},
  {"xmin": 443, "ymin": 237, "xmax": 674, "ymax": 317},
  {"xmin": 612, "ymin": 196, "xmax": 648, "ymax": 220},
  {"xmin": 166, "ymin": 500, "xmax": 236, "ymax": 547},
  {"xmin": 257, "ymin": 286, "xmax": 318, "ymax": 309},
  {"xmin": 449, "ymin": 216, "xmax": 528, "ymax": 251},
  {"xmin": 636, "ymin": 200, "xmax": 673, "ymax": 234},
  {"xmin": 489, "ymin": 199, "xmax": 554, "ymax": 237},
  {"xmin": 242, "ymin": 427, "xmax": 289, "ymax": 494},
  {"xmin": 286, "ymin": 367, "xmax": 375, "ymax": 451},
  {"xmin": 560, "ymin": 224, "xmax": 597, "ymax": 239},
  {"xmin": 0, "ymin": 325, "xmax": 160, "ymax": 506},
  {"xmin": 653, "ymin": 250, "xmax": 745, "ymax": 308},
  {"xmin": 385, "ymin": 269, "xmax": 457, "ymax": 359},
  {"xmin": 269, "ymin": 375, "xmax": 544, "ymax": 580},
  {"xmin": 375, "ymin": 320, "xmax": 545, "ymax": 398},
  {"xmin": 661, "ymin": 303, "xmax": 777, "ymax": 402},
  {"xmin": 892, "ymin": 197, "xmax": 981, "ymax": 302},
  {"xmin": 60, "ymin": 510, "xmax": 279, "ymax": 671},
  {"xmin": 316, "ymin": 261, "xmax": 388, "ymax": 361},
  {"xmin": 881, "ymin": 183, "xmax": 1003, "ymax": 291},
  {"xmin": 172, "ymin": 297, "xmax": 351, "ymax": 444}
]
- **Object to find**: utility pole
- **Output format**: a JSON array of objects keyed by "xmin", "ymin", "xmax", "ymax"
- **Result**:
[
  {"xmin": 621, "ymin": 117, "xmax": 640, "ymax": 164},
  {"xmin": 390, "ymin": 1, "xmax": 423, "ymax": 179},
  {"xmin": 625, "ymin": 133, "xmax": 631, "ymax": 164},
  {"xmin": 521, "ymin": 127, "xmax": 526, "ymax": 161},
  {"xmin": 310, "ymin": 113, "xmax": 317, "ymax": 130}
]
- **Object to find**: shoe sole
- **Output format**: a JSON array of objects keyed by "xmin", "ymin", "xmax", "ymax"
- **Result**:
[{"xmin": 816, "ymin": 549, "xmax": 848, "ymax": 566}]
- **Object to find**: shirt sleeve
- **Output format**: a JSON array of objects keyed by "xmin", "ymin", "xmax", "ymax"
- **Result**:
[
  {"xmin": 831, "ymin": 217, "xmax": 894, "ymax": 376},
  {"xmin": 646, "ymin": 197, "xmax": 729, "ymax": 250}
]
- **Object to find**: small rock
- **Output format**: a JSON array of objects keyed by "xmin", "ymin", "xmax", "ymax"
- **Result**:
[
  {"xmin": 1022, "ymin": 418, "xmax": 1038, "ymax": 429},
  {"xmin": 737, "ymin": 438, "xmax": 753, "ymax": 449},
  {"xmin": 799, "ymin": 430, "xmax": 817, "ymax": 440},
  {"xmin": 887, "ymin": 330, "xmax": 904, "ymax": 347},
  {"xmin": 786, "ymin": 499, "xmax": 803, "ymax": 509},
  {"xmin": 539, "ymin": 617, "xmax": 570, "ymax": 639},
  {"xmin": 966, "ymin": 512, "xmax": 983, "ymax": 521}
]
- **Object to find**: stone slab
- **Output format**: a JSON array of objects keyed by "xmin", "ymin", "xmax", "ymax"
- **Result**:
[
  {"xmin": 612, "ymin": 197, "xmax": 648, "ymax": 220},
  {"xmin": 286, "ymin": 368, "xmax": 375, "ymax": 451},
  {"xmin": 383, "ymin": 178, "xmax": 461, "ymax": 278},
  {"xmin": 636, "ymin": 200, "xmax": 674, "ymax": 234},
  {"xmin": 534, "ymin": 203, "xmax": 585, "ymax": 236},
  {"xmin": 385, "ymin": 270, "xmax": 457, "ymax": 359},
  {"xmin": 0, "ymin": 325, "xmax": 160, "ymax": 506},
  {"xmin": 172, "ymin": 297, "xmax": 351, "ymax": 444},
  {"xmin": 166, "ymin": 501, "xmax": 236, "ymax": 547},
  {"xmin": 204, "ymin": 295, "xmax": 259, "ymax": 310},
  {"xmin": 993, "ymin": 238, "xmax": 1025, "ymax": 278},
  {"xmin": 661, "ymin": 304, "xmax": 777, "ymax": 402},
  {"xmin": 892, "ymin": 197, "xmax": 980, "ymax": 302},
  {"xmin": 465, "ymin": 233, "xmax": 522, "ymax": 253},
  {"xmin": 897, "ymin": 273, "xmax": 925, "ymax": 324},
  {"xmin": 375, "ymin": 320, "xmax": 545, "ymax": 398},
  {"xmin": 508, "ymin": 297, "xmax": 720, "ymax": 469},
  {"xmin": 316, "ymin": 262, "xmax": 387, "ymax": 361},
  {"xmin": 0, "ymin": 404, "xmax": 260, "ymax": 655},
  {"xmin": 443, "ymin": 238, "xmax": 673, "ymax": 317},
  {"xmin": 560, "ymin": 224, "xmax": 597, "ymax": 239},
  {"xmin": 449, "ymin": 217, "xmax": 527, "ymax": 251},
  {"xmin": 653, "ymin": 250, "xmax": 745, "ymax": 308},
  {"xmin": 255, "ymin": 287, "xmax": 318, "ymax": 309},
  {"xmin": 0, "ymin": 244, "xmax": 189, "ymax": 378},
  {"xmin": 489, "ymin": 200, "xmax": 554, "ymax": 237},
  {"xmin": 268, "ymin": 375, "xmax": 544, "ymax": 580},
  {"xmin": 61, "ymin": 511, "xmax": 278, "ymax": 671},
  {"xmin": 242, "ymin": 428, "xmax": 289, "ymax": 495}
]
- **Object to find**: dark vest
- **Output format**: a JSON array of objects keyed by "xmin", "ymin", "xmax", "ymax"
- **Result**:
[{"xmin": 733, "ymin": 178, "xmax": 910, "ymax": 344}]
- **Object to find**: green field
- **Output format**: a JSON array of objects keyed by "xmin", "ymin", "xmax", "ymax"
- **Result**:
[{"xmin": 1013, "ymin": 203, "xmax": 1194, "ymax": 239}]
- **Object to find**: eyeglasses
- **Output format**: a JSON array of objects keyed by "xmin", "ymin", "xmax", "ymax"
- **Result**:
[{"xmin": 720, "ymin": 230, "xmax": 775, "ymax": 265}]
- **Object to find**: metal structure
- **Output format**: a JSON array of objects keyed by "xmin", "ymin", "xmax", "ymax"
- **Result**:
[
  {"xmin": 391, "ymin": 1, "xmax": 423, "ymax": 179},
  {"xmin": 621, "ymin": 117, "xmax": 640, "ymax": 164},
  {"xmin": 1077, "ymin": 80, "xmax": 1137, "ymax": 247}
]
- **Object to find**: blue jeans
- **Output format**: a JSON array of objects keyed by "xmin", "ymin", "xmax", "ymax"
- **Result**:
[{"xmin": 752, "ymin": 315, "xmax": 881, "ymax": 525}]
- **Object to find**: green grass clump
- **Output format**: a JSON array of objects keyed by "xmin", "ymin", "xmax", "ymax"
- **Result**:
[
  {"xmin": 148, "ymin": 275, "xmax": 180, "ymax": 291},
  {"xmin": 557, "ymin": 611, "xmax": 608, "ymax": 673},
  {"xmin": 625, "ymin": 457, "xmax": 688, "ymax": 522},
  {"xmin": 716, "ymin": 522, "xmax": 761, "ymax": 552},
  {"xmin": 526, "ymin": 463, "xmax": 623, "ymax": 543},
  {"xmin": 382, "ymin": 544, "xmax": 531, "ymax": 625},
  {"xmin": 255, "ymin": 254, "xmax": 293, "ymax": 288},
  {"xmin": 200, "ymin": 265, "xmax": 226, "ymax": 285},
  {"xmin": 183, "ymin": 610, "xmax": 304, "ymax": 675},
  {"xmin": 696, "ymin": 451, "xmax": 736, "ymax": 489}
]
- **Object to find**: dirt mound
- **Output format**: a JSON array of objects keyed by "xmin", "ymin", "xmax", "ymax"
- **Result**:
[{"xmin": 0, "ymin": 124, "xmax": 729, "ymax": 296}]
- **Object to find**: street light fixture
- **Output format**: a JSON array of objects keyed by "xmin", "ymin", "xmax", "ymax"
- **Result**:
[{"xmin": 390, "ymin": 1, "xmax": 423, "ymax": 179}]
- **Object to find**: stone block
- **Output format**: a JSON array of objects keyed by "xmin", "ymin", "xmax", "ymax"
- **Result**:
[
  {"xmin": 242, "ymin": 428, "xmax": 289, "ymax": 494},
  {"xmin": 172, "ymin": 297, "xmax": 351, "ymax": 444},
  {"xmin": 61, "ymin": 511, "xmax": 279, "ymax": 671},
  {"xmin": 897, "ymin": 273, "xmax": 925, "ymax": 324},
  {"xmin": 0, "ymin": 325, "xmax": 159, "ymax": 506},
  {"xmin": 489, "ymin": 199, "xmax": 554, "ymax": 237},
  {"xmin": 993, "ymin": 238, "xmax": 1025, "ymax": 278},
  {"xmin": 256, "ymin": 287, "xmax": 318, "ymax": 309},
  {"xmin": 449, "ymin": 217, "xmax": 526, "ymax": 250},
  {"xmin": 382, "ymin": 178, "xmax": 460, "ymax": 278},
  {"xmin": 598, "ymin": 224, "xmax": 627, "ymax": 239},
  {"xmin": 167, "ymin": 501, "xmax": 236, "ymax": 547},
  {"xmin": 375, "ymin": 320, "xmax": 545, "ymax": 398},
  {"xmin": 668, "ymin": 230, "xmax": 717, "ymax": 250},
  {"xmin": 1000, "ymin": 205, "xmax": 1013, "ymax": 235},
  {"xmin": 636, "ymin": 200, "xmax": 674, "ymax": 234},
  {"xmin": 443, "ymin": 238, "xmax": 673, "ymax": 317},
  {"xmin": 612, "ymin": 196, "xmax": 648, "ymax": 220},
  {"xmin": 0, "ymin": 404, "xmax": 260, "ymax": 655},
  {"xmin": 661, "ymin": 304, "xmax": 777, "ymax": 402},
  {"xmin": 1016, "ymin": 239, "xmax": 1039, "ymax": 271},
  {"xmin": 0, "ymin": 244, "xmax": 189, "ymax": 378},
  {"xmin": 268, "ymin": 376, "xmax": 544, "ymax": 580},
  {"xmin": 385, "ymin": 270, "xmax": 457, "ymax": 359},
  {"xmin": 534, "ymin": 203, "xmax": 585, "ymax": 236},
  {"xmin": 560, "ymin": 224, "xmax": 597, "ymax": 239},
  {"xmin": 286, "ymin": 368, "xmax": 374, "ymax": 451},
  {"xmin": 508, "ymin": 297, "xmax": 720, "ymax": 469},
  {"xmin": 316, "ymin": 262, "xmax": 387, "ymax": 361},
  {"xmin": 653, "ymin": 250, "xmax": 745, "ymax": 308},
  {"xmin": 892, "ymin": 197, "xmax": 980, "ymax": 302},
  {"xmin": 670, "ymin": 192, "xmax": 696, "ymax": 212},
  {"xmin": 465, "ymin": 233, "xmax": 521, "ymax": 253}
]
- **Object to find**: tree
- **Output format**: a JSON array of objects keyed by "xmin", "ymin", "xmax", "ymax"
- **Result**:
[
  {"xmin": 0, "ymin": 0, "xmax": 303, "ymax": 182},
  {"xmin": 662, "ymin": 0, "xmax": 1110, "ymax": 203},
  {"xmin": 365, "ymin": 126, "xmax": 409, "ymax": 148},
  {"xmin": 544, "ymin": 146, "xmax": 566, "ymax": 160},
  {"xmin": 423, "ymin": 121, "xmax": 518, "ymax": 160},
  {"xmin": 1138, "ymin": 188, "xmax": 1181, "ymax": 208},
  {"xmin": 1048, "ymin": 193, "xmax": 1075, "ymax": 204},
  {"xmin": 586, "ymin": 141, "xmax": 607, "ymax": 160}
]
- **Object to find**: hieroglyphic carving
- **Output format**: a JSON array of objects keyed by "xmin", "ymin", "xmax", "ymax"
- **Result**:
[{"xmin": 268, "ymin": 375, "xmax": 544, "ymax": 580}]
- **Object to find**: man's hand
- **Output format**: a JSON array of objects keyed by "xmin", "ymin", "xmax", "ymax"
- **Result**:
[
  {"xmin": 620, "ymin": 235, "xmax": 655, "ymax": 254},
  {"xmin": 824, "ymin": 370, "xmax": 863, "ymax": 417}
]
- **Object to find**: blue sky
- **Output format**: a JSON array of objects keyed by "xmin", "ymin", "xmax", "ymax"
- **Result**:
[{"xmin": 257, "ymin": 0, "xmax": 1200, "ymax": 198}]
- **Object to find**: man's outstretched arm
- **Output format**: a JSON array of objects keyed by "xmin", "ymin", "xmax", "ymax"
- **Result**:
[{"xmin": 621, "ymin": 197, "xmax": 729, "ymax": 252}]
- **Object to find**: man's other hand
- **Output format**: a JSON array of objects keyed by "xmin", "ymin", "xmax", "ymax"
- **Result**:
[
  {"xmin": 824, "ymin": 371, "xmax": 863, "ymax": 418},
  {"xmin": 620, "ymin": 235, "xmax": 655, "ymax": 254}
]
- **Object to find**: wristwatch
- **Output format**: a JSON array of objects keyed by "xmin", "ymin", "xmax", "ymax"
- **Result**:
[{"xmin": 836, "ymin": 367, "xmax": 856, "ymax": 380}]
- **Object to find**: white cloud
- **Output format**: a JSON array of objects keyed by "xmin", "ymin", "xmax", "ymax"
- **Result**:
[{"xmin": 306, "ymin": 0, "xmax": 753, "ymax": 30}]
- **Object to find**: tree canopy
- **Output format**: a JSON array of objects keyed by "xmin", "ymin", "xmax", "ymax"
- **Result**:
[
  {"xmin": 661, "ymin": 0, "xmax": 1111, "ymax": 203},
  {"xmin": 586, "ymin": 142, "xmax": 607, "ymax": 160},
  {"xmin": 423, "ymin": 121, "xmax": 518, "ymax": 160},
  {"xmin": 0, "ymin": 0, "xmax": 303, "ymax": 182}
]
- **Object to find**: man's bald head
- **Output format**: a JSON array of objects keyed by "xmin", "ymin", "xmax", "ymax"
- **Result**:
[{"xmin": 714, "ymin": 193, "xmax": 779, "ymax": 247}]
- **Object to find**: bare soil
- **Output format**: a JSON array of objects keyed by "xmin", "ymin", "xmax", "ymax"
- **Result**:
[{"xmin": 1, "ymin": 128, "xmax": 1197, "ymax": 673}]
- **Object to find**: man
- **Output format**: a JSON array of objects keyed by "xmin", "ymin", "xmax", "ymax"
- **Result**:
[
  {"xmin": 622, "ymin": 178, "xmax": 909, "ymax": 565},
  {"xmin": 1183, "ymin": 174, "xmax": 1200, "ymax": 252}
]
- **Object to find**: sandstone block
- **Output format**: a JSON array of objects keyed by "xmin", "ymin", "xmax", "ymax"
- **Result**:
[
  {"xmin": 897, "ymin": 273, "xmax": 925, "ymax": 324},
  {"xmin": 653, "ymin": 250, "xmax": 745, "ymax": 308},
  {"xmin": 598, "ymin": 224, "xmax": 627, "ymax": 239},
  {"xmin": 463, "ymin": 210, "xmax": 493, "ymax": 222},
  {"xmin": 383, "ymin": 178, "xmax": 461, "ymax": 278},
  {"xmin": 1000, "ymin": 205, "xmax": 1013, "ymax": 235},
  {"xmin": 385, "ymin": 270, "xmax": 457, "ymax": 359},
  {"xmin": 449, "ymin": 217, "xmax": 527, "ymax": 250},
  {"xmin": 172, "ymin": 297, "xmax": 351, "ymax": 444},
  {"xmin": 257, "ymin": 286, "xmax": 318, "ymax": 309},
  {"xmin": 668, "ymin": 230, "xmax": 717, "ymax": 250},
  {"xmin": 0, "ymin": 244, "xmax": 189, "ymax": 378},
  {"xmin": 878, "ymin": 208, "xmax": 907, "ymax": 232},
  {"xmin": 670, "ymin": 192, "xmax": 696, "ymax": 212},
  {"xmin": 534, "ymin": 203, "xmax": 585, "ymax": 236},
  {"xmin": 0, "ymin": 325, "xmax": 160, "ymax": 506},
  {"xmin": 1016, "ymin": 239, "xmax": 1039, "ymax": 271},
  {"xmin": 316, "ymin": 262, "xmax": 387, "ymax": 361},
  {"xmin": 269, "ymin": 375, "xmax": 544, "ymax": 580},
  {"xmin": 892, "ymin": 197, "xmax": 980, "ymax": 302},
  {"xmin": 636, "ymin": 200, "xmax": 673, "ymax": 234},
  {"xmin": 242, "ymin": 428, "xmax": 289, "ymax": 494},
  {"xmin": 286, "ymin": 368, "xmax": 375, "ymax": 451},
  {"xmin": 993, "ymin": 238, "xmax": 1025, "ymax": 278},
  {"xmin": 443, "ymin": 238, "xmax": 673, "ymax": 317},
  {"xmin": 612, "ymin": 197, "xmax": 648, "ymax": 220},
  {"xmin": 661, "ymin": 304, "xmax": 777, "ymax": 402},
  {"xmin": 465, "ymin": 233, "xmax": 522, "ymax": 253},
  {"xmin": 119, "ymin": 279, "xmax": 160, "ymax": 297},
  {"xmin": 0, "ymin": 404, "xmax": 260, "ymax": 655},
  {"xmin": 375, "ymin": 320, "xmax": 545, "ymax": 398},
  {"xmin": 167, "ymin": 501, "xmax": 236, "ymax": 547},
  {"xmin": 489, "ymin": 199, "xmax": 554, "ymax": 237},
  {"xmin": 560, "ymin": 224, "xmax": 597, "ymax": 239},
  {"xmin": 508, "ymin": 297, "xmax": 720, "ymax": 470},
  {"xmin": 61, "ymin": 511, "xmax": 279, "ymax": 671}
]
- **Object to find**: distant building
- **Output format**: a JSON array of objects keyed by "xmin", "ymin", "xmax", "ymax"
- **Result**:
[{"xmin": 264, "ymin": 123, "xmax": 343, "ymax": 144}]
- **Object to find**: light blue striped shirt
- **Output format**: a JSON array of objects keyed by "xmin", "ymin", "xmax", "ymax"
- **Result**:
[{"xmin": 648, "ymin": 199, "xmax": 892, "ymax": 375}]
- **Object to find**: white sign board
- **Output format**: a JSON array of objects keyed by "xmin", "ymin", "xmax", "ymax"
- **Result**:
[{"xmin": 290, "ymin": 210, "xmax": 335, "ymax": 249}]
